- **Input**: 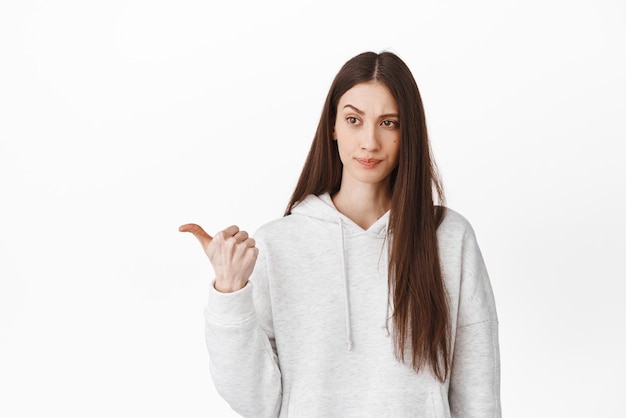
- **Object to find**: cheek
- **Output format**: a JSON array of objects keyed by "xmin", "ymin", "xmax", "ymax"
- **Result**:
[
  {"xmin": 334, "ymin": 138, "xmax": 349, "ymax": 163},
  {"xmin": 334, "ymin": 123, "xmax": 347, "ymax": 140},
  {"xmin": 390, "ymin": 139, "xmax": 400, "ymax": 161}
]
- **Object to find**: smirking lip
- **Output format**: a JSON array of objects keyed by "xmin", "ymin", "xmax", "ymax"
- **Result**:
[{"xmin": 356, "ymin": 158, "xmax": 382, "ymax": 168}]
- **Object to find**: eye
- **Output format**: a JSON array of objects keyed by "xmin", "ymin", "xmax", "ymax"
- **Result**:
[
  {"xmin": 381, "ymin": 120, "xmax": 399, "ymax": 128},
  {"xmin": 346, "ymin": 116, "xmax": 361, "ymax": 125}
]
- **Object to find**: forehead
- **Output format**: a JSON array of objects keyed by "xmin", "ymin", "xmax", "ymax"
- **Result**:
[{"xmin": 337, "ymin": 81, "xmax": 397, "ymax": 112}]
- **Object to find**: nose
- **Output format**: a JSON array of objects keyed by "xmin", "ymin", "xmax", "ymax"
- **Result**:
[{"xmin": 360, "ymin": 125, "xmax": 380, "ymax": 151}]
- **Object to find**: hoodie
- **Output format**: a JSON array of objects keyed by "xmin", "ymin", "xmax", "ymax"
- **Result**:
[{"xmin": 204, "ymin": 193, "xmax": 501, "ymax": 418}]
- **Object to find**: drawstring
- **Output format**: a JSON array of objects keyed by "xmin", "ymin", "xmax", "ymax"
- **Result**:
[{"xmin": 339, "ymin": 218, "xmax": 354, "ymax": 351}]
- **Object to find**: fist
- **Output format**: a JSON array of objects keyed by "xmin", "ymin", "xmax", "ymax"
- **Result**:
[{"xmin": 179, "ymin": 223, "xmax": 259, "ymax": 293}]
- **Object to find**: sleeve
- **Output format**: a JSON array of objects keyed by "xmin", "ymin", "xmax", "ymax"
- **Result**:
[
  {"xmin": 449, "ymin": 225, "xmax": 501, "ymax": 418},
  {"xmin": 204, "ymin": 246, "xmax": 282, "ymax": 418}
]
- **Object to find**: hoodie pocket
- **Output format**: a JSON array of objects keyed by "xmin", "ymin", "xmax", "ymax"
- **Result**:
[{"xmin": 281, "ymin": 387, "xmax": 450, "ymax": 418}]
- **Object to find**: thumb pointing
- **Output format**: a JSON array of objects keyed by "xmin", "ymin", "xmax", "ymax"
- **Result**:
[{"xmin": 179, "ymin": 223, "xmax": 213, "ymax": 246}]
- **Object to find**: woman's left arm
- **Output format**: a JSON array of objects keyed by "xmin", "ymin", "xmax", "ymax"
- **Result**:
[{"xmin": 448, "ymin": 224, "xmax": 501, "ymax": 418}]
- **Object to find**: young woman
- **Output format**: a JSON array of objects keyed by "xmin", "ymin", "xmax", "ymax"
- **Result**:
[{"xmin": 180, "ymin": 51, "xmax": 501, "ymax": 417}]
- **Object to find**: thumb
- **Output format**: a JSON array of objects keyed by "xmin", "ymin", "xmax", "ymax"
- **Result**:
[{"xmin": 179, "ymin": 223, "xmax": 213, "ymax": 247}]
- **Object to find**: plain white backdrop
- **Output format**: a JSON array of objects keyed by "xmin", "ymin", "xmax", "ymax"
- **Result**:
[{"xmin": 1, "ymin": 0, "xmax": 625, "ymax": 417}]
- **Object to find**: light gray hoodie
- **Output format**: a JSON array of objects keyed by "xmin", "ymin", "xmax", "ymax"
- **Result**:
[{"xmin": 204, "ymin": 193, "xmax": 501, "ymax": 417}]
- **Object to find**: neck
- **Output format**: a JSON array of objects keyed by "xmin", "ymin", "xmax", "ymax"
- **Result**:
[{"xmin": 331, "ymin": 182, "xmax": 392, "ymax": 230}]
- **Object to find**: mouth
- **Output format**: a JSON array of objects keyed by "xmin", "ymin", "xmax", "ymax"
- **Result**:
[{"xmin": 355, "ymin": 158, "xmax": 382, "ymax": 168}]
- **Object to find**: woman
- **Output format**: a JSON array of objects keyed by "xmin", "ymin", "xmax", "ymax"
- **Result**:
[{"xmin": 180, "ymin": 51, "xmax": 501, "ymax": 417}]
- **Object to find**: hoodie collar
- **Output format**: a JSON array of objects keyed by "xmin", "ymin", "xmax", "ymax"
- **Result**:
[{"xmin": 291, "ymin": 193, "xmax": 390, "ymax": 237}]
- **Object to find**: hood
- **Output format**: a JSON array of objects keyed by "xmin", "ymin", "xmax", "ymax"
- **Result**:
[{"xmin": 291, "ymin": 193, "xmax": 390, "ymax": 237}]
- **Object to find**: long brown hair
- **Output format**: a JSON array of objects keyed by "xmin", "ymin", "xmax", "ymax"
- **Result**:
[{"xmin": 285, "ymin": 51, "xmax": 450, "ymax": 381}]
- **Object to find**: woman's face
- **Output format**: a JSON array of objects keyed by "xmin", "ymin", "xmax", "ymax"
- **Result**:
[{"xmin": 333, "ymin": 81, "xmax": 401, "ymax": 191}]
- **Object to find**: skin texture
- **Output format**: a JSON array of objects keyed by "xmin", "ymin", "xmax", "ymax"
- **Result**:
[
  {"xmin": 331, "ymin": 81, "xmax": 401, "ymax": 230},
  {"xmin": 180, "ymin": 80, "xmax": 401, "ymax": 290},
  {"xmin": 178, "ymin": 223, "xmax": 258, "ymax": 293}
]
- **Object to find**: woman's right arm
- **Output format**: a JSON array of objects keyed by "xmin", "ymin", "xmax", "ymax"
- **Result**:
[
  {"xmin": 204, "ymin": 280, "xmax": 282, "ymax": 416},
  {"xmin": 180, "ymin": 224, "xmax": 282, "ymax": 417}
]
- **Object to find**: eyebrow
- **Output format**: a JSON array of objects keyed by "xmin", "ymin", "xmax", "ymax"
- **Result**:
[{"xmin": 343, "ymin": 104, "xmax": 398, "ymax": 119}]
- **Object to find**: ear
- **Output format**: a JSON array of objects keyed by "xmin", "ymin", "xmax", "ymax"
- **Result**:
[{"xmin": 332, "ymin": 127, "xmax": 337, "ymax": 141}]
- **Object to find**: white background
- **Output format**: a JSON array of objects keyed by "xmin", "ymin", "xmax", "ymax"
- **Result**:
[{"xmin": 1, "ymin": 0, "xmax": 625, "ymax": 417}]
